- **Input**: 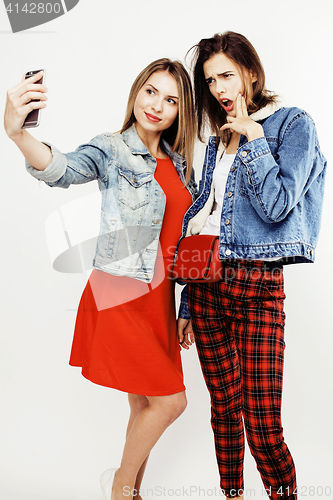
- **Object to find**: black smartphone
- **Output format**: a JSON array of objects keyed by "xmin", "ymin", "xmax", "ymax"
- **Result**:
[{"xmin": 22, "ymin": 69, "xmax": 46, "ymax": 129}]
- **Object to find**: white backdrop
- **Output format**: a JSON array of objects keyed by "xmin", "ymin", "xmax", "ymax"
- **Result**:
[{"xmin": 1, "ymin": 1, "xmax": 332, "ymax": 499}]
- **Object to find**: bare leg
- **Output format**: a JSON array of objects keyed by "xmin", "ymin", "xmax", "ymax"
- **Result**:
[
  {"xmin": 126, "ymin": 394, "xmax": 150, "ymax": 499},
  {"xmin": 112, "ymin": 391, "xmax": 187, "ymax": 500}
]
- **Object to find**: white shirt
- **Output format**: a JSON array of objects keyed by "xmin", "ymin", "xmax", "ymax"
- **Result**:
[{"xmin": 200, "ymin": 153, "xmax": 235, "ymax": 236}]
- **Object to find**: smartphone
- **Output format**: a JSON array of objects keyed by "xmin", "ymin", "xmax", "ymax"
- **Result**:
[{"xmin": 22, "ymin": 69, "xmax": 46, "ymax": 129}]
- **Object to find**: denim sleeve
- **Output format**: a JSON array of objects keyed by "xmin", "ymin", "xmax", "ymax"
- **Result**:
[
  {"xmin": 178, "ymin": 284, "xmax": 191, "ymax": 320},
  {"xmin": 237, "ymin": 112, "xmax": 326, "ymax": 223},
  {"xmin": 25, "ymin": 134, "xmax": 112, "ymax": 189}
]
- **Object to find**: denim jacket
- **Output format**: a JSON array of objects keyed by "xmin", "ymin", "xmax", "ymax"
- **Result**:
[
  {"xmin": 26, "ymin": 124, "xmax": 196, "ymax": 282},
  {"xmin": 180, "ymin": 102, "xmax": 326, "ymax": 263},
  {"xmin": 177, "ymin": 102, "xmax": 327, "ymax": 319}
]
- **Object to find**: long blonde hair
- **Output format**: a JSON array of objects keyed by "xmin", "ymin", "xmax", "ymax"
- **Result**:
[{"xmin": 120, "ymin": 58, "xmax": 196, "ymax": 183}]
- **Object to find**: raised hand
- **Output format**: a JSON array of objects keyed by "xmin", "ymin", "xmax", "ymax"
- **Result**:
[
  {"xmin": 4, "ymin": 70, "xmax": 48, "ymax": 139},
  {"xmin": 4, "ymin": 71, "xmax": 52, "ymax": 171},
  {"xmin": 220, "ymin": 94, "xmax": 264, "ymax": 142}
]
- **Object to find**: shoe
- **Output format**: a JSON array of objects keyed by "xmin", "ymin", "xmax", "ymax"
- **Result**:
[{"xmin": 100, "ymin": 468, "xmax": 116, "ymax": 500}]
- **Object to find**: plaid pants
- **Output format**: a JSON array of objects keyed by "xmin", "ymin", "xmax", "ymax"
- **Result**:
[{"xmin": 188, "ymin": 260, "xmax": 297, "ymax": 500}]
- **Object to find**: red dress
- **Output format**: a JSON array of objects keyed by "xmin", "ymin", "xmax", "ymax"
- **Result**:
[{"xmin": 69, "ymin": 157, "xmax": 192, "ymax": 396}]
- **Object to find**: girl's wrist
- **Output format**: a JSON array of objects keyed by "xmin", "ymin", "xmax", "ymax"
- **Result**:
[
  {"xmin": 246, "ymin": 122, "xmax": 264, "ymax": 142},
  {"xmin": 9, "ymin": 128, "xmax": 27, "ymax": 144}
]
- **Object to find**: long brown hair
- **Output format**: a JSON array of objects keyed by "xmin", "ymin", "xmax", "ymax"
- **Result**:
[
  {"xmin": 189, "ymin": 31, "xmax": 278, "ymax": 142},
  {"xmin": 120, "ymin": 58, "xmax": 196, "ymax": 182}
]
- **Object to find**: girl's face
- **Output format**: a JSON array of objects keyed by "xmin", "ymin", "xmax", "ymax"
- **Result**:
[
  {"xmin": 203, "ymin": 52, "xmax": 256, "ymax": 117},
  {"xmin": 134, "ymin": 70, "xmax": 179, "ymax": 138}
]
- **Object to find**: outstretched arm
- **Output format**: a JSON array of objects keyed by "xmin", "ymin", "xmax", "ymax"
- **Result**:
[{"xmin": 4, "ymin": 70, "xmax": 52, "ymax": 171}]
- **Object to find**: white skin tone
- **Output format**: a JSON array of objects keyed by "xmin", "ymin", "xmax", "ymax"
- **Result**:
[
  {"xmin": 4, "ymin": 70, "xmax": 52, "ymax": 169},
  {"xmin": 4, "ymin": 69, "xmax": 195, "ymax": 499},
  {"xmin": 203, "ymin": 52, "xmax": 264, "ymax": 155},
  {"xmin": 133, "ymin": 71, "xmax": 179, "ymax": 158}
]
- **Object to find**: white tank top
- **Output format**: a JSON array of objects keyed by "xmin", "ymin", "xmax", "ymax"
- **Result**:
[{"xmin": 200, "ymin": 153, "xmax": 235, "ymax": 236}]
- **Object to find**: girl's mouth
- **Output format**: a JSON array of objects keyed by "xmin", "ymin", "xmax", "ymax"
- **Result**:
[
  {"xmin": 220, "ymin": 99, "xmax": 234, "ymax": 113},
  {"xmin": 145, "ymin": 112, "xmax": 161, "ymax": 122}
]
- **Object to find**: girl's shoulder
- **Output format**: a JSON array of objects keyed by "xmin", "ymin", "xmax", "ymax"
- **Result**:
[
  {"xmin": 80, "ymin": 132, "xmax": 117, "ymax": 148},
  {"xmin": 83, "ymin": 131, "xmax": 128, "ymax": 156},
  {"xmin": 274, "ymin": 106, "xmax": 313, "ymax": 121},
  {"xmin": 267, "ymin": 103, "xmax": 315, "ymax": 124},
  {"xmin": 252, "ymin": 100, "xmax": 312, "ymax": 125},
  {"xmin": 262, "ymin": 105, "xmax": 317, "ymax": 138}
]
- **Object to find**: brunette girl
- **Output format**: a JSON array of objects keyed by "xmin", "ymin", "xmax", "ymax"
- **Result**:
[
  {"xmin": 5, "ymin": 59, "xmax": 196, "ymax": 500},
  {"xmin": 177, "ymin": 32, "xmax": 326, "ymax": 500}
]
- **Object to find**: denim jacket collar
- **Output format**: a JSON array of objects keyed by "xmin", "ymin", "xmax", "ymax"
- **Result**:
[
  {"xmin": 121, "ymin": 123, "xmax": 186, "ymax": 166},
  {"xmin": 121, "ymin": 124, "xmax": 151, "ymax": 156}
]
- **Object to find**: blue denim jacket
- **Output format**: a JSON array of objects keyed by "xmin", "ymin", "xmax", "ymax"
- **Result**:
[
  {"xmin": 26, "ymin": 124, "xmax": 196, "ymax": 282},
  {"xmin": 178, "ymin": 103, "xmax": 327, "ymax": 319}
]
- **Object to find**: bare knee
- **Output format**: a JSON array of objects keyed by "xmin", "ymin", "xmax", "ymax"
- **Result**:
[
  {"xmin": 169, "ymin": 392, "xmax": 187, "ymax": 420},
  {"xmin": 128, "ymin": 394, "xmax": 149, "ymax": 416},
  {"xmin": 149, "ymin": 391, "xmax": 187, "ymax": 425}
]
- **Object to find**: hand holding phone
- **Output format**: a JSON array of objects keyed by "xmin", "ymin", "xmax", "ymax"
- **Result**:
[
  {"xmin": 4, "ymin": 69, "xmax": 47, "ymax": 140},
  {"xmin": 22, "ymin": 69, "xmax": 46, "ymax": 128}
]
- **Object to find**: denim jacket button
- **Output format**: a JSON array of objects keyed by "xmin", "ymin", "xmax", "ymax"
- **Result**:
[
  {"xmin": 225, "ymin": 219, "xmax": 230, "ymax": 225},
  {"xmin": 225, "ymin": 249, "xmax": 232, "ymax": 256},
  {"xmin": 241, "ymin": 151, "xmax": 248, "ymax": 158},
  {"xmin": 232, "ymin": 167, "xmax": 236, "ymax": 172},
  {"xmin": 227, "ymin": 192, "xmax": 233, "ymax": 198}
]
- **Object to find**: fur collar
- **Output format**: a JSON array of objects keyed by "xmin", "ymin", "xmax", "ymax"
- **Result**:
[{"xmin": 249, "ymin": 98, "xmax": 284, "ymax": 122}]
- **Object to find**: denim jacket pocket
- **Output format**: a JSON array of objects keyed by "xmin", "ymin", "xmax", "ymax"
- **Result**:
[{"xmin": 118, "ymin": 168, "xmax": 153, "ymax": 209}]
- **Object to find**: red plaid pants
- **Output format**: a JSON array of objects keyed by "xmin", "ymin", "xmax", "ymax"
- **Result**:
[{"xmin": 188, "ymin": 260, "xmax": 297, "ymax": 500}]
